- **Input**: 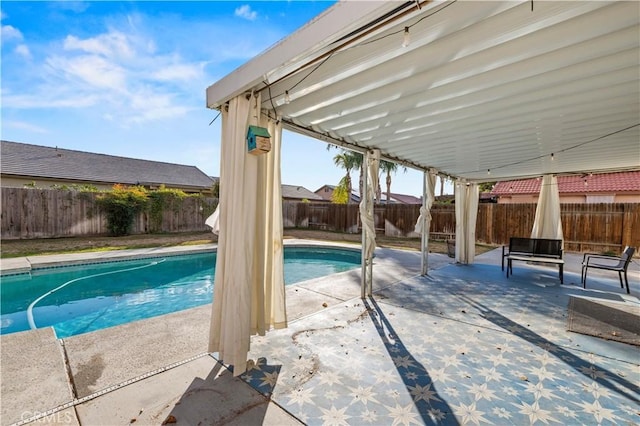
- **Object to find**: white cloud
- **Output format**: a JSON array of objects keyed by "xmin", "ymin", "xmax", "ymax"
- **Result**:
[
  {"xmin": 47, "ymin": 54, "xmax": 128, "ymax": 91},
  {"xmin": 2, "ymin": 8, "xmax": 289, "ymax": 127},
  {"xmin": 52, "ymin": 1, "xmax": 90, "ymax": 13},
  {"xmin": 64, "ymin": 32, "xmax": 136, "ymax": 59},
  {"xmin": 152, "ymin": 63, "xmax": 204, "ymax": 82},
  {"xmin": 1, "ymin": 92, "xmax": 99, "ymax": 109},
  {"xmin": 235, "ymin": 5, "xmax": 257, "ymax": 21},
  {"xmin": 3, "ymin": 120, "xmax": 49, "ymax": 134},
  {"xmin": 118, "ymin": 88, "xmax": 193, "ymax": 124},
  {"xmin": 15, "ymin": 44, "xmax": 32, "ymax": 59},
  {"xmin": 1, "ymin": 24, "xmax": 23, "ymax": 42},
  {"xmin": 35, "ymin": 28, "xmax": 198, "ymax": 123}
]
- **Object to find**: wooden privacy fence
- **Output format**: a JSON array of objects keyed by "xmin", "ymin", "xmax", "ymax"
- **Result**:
[
  {"xmin": 284, "ymin": 201, "xmax": 640, "ymax": 253},
  {"xmin": 2, "ymin": 188, "xmax": 638, "ymax": 253},
  {"xmin": 1, "ymin": 188, "xmax": 217, "ymax": 239}
]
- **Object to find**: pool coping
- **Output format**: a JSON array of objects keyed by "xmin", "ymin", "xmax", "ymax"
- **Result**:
[{"xmin": 0, "ymin": 239, "xmax": 365, "ymax": 277}]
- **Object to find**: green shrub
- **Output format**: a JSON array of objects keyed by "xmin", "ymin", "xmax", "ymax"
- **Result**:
[
  {"xmin": 96, "ymin": 185, "xmax": 148, "ymax": 236},
  {"xmin": 148, "ymin": 186, "xmax": 188, "ymax": 232}
]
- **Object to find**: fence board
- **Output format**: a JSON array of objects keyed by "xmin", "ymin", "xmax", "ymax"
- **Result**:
[
  {"xmin": 283, "ymin": 201, "xmax": 639, "ymax": 252},
  {"xmin": 1, "ymin": 188, "xmax": 216, "ymax": 239},
  {"xmin": 2, "ymin": 187, "xmax": 638, "ymax": 253}
]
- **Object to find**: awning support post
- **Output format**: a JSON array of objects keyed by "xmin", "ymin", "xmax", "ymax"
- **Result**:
[
  {"xmin": 361, "ymin": 157, "xmax": 369, "ymax": 299},
  {"xmin": 420, "ymin": 171, "xmax": 429, "ymax": 276}
]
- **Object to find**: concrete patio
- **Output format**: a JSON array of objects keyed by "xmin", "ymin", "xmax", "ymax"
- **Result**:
[{"xmin": 1, "ymin": 242, "xmax": 638, "ymax": 425}]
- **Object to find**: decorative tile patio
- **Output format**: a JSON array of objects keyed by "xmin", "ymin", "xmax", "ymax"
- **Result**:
[{"xmin": 240, "ymin": 261, "xmax": 640, "ymax": 425}]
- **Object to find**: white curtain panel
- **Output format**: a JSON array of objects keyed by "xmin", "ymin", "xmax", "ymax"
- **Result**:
[
  {"xmin": 414, "ymin": 168, "xmax": 437, "ymax": 234},
  {"xmin": 531, "ymin": 174, "xmax": 564, "ymax": 242},
  {"xmin": 204, "ymin": 206, "xmax": 220, "ymax": 235},
  {"xmin": 455, "ymin": 181, "xmax": 479, "ymax": 264},
  {"xmin": 252, "ymin": 116, "xmax": 287, "ymax": 335},
  {"xmin": 360, "ymin": 149, "xmax": 380, "ymax": 261},
  {"xmin": 415, "ymin": 168, "xmax": 437, "ymax": 275},
  {"xmin": 209, "ymin": 94, "xmax": 287, "ymax": 376}
]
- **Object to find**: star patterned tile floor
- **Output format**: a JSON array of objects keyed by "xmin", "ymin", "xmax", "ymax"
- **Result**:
[{"xmin": 237, "ymin": 251, "xmax": 639, "ymax": 425}]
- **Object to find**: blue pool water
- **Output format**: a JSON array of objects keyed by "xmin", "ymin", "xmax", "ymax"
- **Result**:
[{"xmin": 0, "ymin": 246, "xmax": 360, "ymax": 338}]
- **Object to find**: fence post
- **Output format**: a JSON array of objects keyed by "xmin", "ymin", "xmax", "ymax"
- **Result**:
[
  {"xmin": 622, "ymin": 203, "xmax": 632, "ymax": 248},
  {"xmin": 485, "ymin": 203, "xmax": 493, "ymax": 244}
]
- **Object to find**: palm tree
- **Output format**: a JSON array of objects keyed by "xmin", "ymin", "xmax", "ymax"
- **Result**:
[
  {"xmin": 333, "ymin": 152, "xmax": 358, "ymax": 203},
  {"xmin": 379, "ymin": 160, "xmax": 406, "ymax": 203},
  {"xmin": 352, "ymin": 152, "xmax": 364, "ymax": 203}
]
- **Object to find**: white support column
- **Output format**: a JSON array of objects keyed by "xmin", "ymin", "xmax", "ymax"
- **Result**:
[
  {"xmin": 420, "ymin": 172, "xmax": 429, "ymax": 276},
  {"xmin": 360, "ymin": 158, "xmax": 368, "ymax": 299},
  {"xmin": 360, "ymin": 149, "xmax": 379, "ymax": 298}
]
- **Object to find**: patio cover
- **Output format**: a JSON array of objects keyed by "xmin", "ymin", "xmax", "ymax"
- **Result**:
[
  {"xmin": 205, "ymin": 0, "xmax": 639, "ymax": 369},
  {"xmin": 207, "ymin": 1, "xmax": 639, "ymax": 181}
]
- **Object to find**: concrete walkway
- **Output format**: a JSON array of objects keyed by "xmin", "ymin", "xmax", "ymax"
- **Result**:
[{"xmin": 1, "ymin": 243, "xmax": 638, "ymax": 425}]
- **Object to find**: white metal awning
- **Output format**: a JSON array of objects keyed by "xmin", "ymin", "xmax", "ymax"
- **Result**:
[{"xmin": 206, "ymin": 0, "xmax": 640, "ymax": 181}]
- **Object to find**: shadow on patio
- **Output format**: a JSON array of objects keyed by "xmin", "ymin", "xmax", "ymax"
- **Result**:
[{"xmin": 238, "ymin": 248, "xmax": 639, "ymax": 425}]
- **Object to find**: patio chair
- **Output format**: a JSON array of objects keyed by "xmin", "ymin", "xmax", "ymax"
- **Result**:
[{"xmin": 581, "ymin": 246, "xmax": 636, "ymax": 294}]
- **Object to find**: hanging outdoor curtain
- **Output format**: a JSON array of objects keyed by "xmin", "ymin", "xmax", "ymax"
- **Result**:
[
  {"xmin": 209, "ymin": 93, "xmax": 287, "ymax": 376},
  {"xmin": 531, "ymin": 174, "xmax": 564, "ymax": 243},
  {"xmin": 204, "ymin": 206, "xmax": 220, "ymax": 235},
  {"xmin": 359, "ymin": 149, "xmax": 379, "ymax": 297},
  {"xmin": 252, "ymin": 116, "xmax": 287, "ymax": 335},
  {"xmin": 414, "ymin": 168, "xmax": 437, "ymax": 275},
  {"xmin": 454, "ymin": 180, "xmax": 479, "ymax": 264}
]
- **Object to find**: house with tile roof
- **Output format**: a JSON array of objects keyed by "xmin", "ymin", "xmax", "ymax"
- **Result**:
[
  {"xmin": 1, "ymin": 140, "xmax": 215, "ymax": 194},
  {"xmin": 387, "ymin": 192, "xmax": 422, "ymax": 204},
  {"xmin": 314, "ymin": 184, "xmax": 421, "ymax": 204},
  {"xmin": 281, "ymin": 184, "xmax": 325, "ymax": 202},
  {"xmin": 490, "ymin": 171, "xmax": 640, "ymax": 204},
  {"xmin": 314, "ymin": 184, "xmax": 360, "ymax": 203}
]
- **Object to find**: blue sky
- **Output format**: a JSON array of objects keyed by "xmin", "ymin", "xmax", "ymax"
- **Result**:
[{"xmin": 1, "ymin": 1, "xmax": 433, "ymax": 197}]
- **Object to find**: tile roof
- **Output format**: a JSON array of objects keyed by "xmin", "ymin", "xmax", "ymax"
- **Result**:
[
  {"xmin": 1, "ymin": 140, "xmax": 214, "ymax": 189},
  {"xmin": 491, "ymin": 171, "xmax": 640, "ymax": 195},
  {"xmin": 281, "ymin": 184, "xmax": 323, "ymax": 201},
  {"xmin": 389, "ymin": 193, "xmax": 422, "ymax": 204},
  {"xmin": 315, "ymin": 185, "xmax": 423, "ymax": 204}
]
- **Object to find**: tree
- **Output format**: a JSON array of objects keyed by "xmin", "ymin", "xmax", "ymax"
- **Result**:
[
  {"xmin": 379, "ymin": 160, "xmax": 406, "ymax": 204},
  {"xmin": 479, "ymin": 181, "xmax": 496, "ymax": 192},
  {"xmin": 331, "ymin": 177, "xmax": 350, "ymax": 204},
  {"xmin": 333, "ymin": 152, "xmax": 358, "ymax": 203},
  {"xmin": 352, "ymin": 152, "xmax": 364, "ymax": 204}
]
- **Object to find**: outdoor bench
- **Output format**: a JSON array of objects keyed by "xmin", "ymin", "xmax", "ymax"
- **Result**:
[{"xmin": 502, "ymin": 237, "xmax": 564, "ymax": 283}]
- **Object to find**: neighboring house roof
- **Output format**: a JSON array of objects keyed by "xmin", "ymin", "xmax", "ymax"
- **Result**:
[
  {"xmin": 316, "ymin": 184, "xmax": 422, "ymax": 204},
  {"xmin": 281, "ymin": 184, "xmax": 323, "ymax": 201},
  {"xmin": 491, "ymin": 171, "xmax": 640, "ymax": 196},
  {"xmin": 1, "ymin": 140, "xmax": 214, "ymax": 190},
  {"xmin": 315, "ymin": 184, "xmax": 360, "ymax": 203},
  {"xmin": 389, "ymin": 193, "xmax": 422, "ymax": 204}
]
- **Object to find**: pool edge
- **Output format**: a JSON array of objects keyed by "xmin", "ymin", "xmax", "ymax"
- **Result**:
[{"xmin": 1, "ymin": 239, "xmax": 365, "ymax": 275}]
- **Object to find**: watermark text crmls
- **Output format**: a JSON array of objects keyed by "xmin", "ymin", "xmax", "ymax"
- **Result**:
[{"xmin": 20, "ymin": 410, "xmax": 74, "ymax": 423}]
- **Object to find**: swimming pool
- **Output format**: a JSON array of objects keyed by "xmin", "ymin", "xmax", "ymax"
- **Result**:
[{"xmin": 0, "ymin": 246, "xmax": 360, "ymax": 338}]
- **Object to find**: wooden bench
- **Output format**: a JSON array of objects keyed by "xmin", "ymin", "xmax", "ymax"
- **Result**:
[{"xmin": 502, "ymin": 237, "xmax": 564, "ymax": 283}]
